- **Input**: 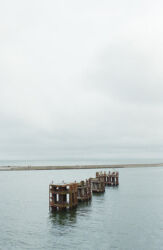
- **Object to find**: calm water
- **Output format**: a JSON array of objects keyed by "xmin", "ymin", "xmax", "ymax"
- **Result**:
[{"xmin": 0, "ymin": 167, "xmax": 163, "ymax": 250}]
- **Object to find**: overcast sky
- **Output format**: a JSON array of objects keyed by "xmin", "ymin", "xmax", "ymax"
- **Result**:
[{"xmin": 0, "ymin": 0, "xmax": 163, "ymax": 161}]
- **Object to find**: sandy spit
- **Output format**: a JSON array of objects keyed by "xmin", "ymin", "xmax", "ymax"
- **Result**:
[{"xmin": 0, "ymin": 163, "xmax": 163, "ymax": 171}]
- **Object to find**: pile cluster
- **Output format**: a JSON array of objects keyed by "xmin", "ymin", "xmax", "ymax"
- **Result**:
[{"xmin": 49, "ymin": 171, "xmax": 119, "ymax": 212}]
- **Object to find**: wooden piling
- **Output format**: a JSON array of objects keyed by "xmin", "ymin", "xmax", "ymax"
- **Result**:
[
  {"xmin": 96, "ymin": 171, "xmax": 107, "ymax": 185},
  {"xmin": 90, "ymin": 177, "xmax": 105, "ymax": 193},
  {"xmin": 49, "ymin": 170, "xmax": 119, "ymax": 212},
  {"xmin": 96, "ymin": 171, "xmax": 119, "ymax": 186},
  {"xmin": 77, "ymin": 179, "xmax": 92, "ymax": 201},
  {"xmin": 106, "ymin": 171, "xmax": 119, "ymax": 186},
  {"xmin": 49, "ymin": 183, "xmax": 78, "ymax": 212}
]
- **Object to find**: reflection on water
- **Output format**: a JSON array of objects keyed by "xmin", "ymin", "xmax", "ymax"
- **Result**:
[
  {"xmin": 77, "ymin": 200, "xmax": 92, "ymax": 209},
  {"xmin": 49, "ymin": 209, "xmax": 77, "ymax": 226},
  {"xmin": 49, "ymin": 200, "xmax": 92, "ymax": 227},
  {"xmin": 106, "ymin": 186, "xmax": 119, "ymax": 190},
  {"xmin": 92, "ymin": 192, "xmax": 105, "ymax": 197}
]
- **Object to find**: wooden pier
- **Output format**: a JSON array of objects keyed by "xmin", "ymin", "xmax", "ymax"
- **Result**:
[
  {"xmin": 106, "ymin": 171, "xmax": 119, "ymax": 186},
  {"xmin": 77, "ymin": 179, "xmax": 92, "ymax": 201},
  {"xmin": 90, "ymin": 177, "xmax": 105, "ymax": 193},
  {"xmin": 49, "ymin": 170, "xmax": 119, "ymax": 212},
  {"xmin": 49, "ymin": 183, "xmax": 78, "ymax": 211},
  {"xmin": 96, "ymin": 171, "xmax": 107, "ymax": 185},
  {"xmin": 96, "ymin": 171, "xmax": 119, "ymax": 186}
]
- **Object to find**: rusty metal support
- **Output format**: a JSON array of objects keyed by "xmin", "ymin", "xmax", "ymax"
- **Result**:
[
  {"xmin": 77, "ymin": 179, "xmax": 92, "ymax": 201},
  {"xmin": 106, "ymin": 171, "xmax": 119, "ymax": 186},
  {"xmin": 90, "ymin": 177, "xmax": 105, "ymax": 193},
  {"xmin": 49, "ymin": 171, "xmax": 119, "ymax": 212},
  {"xmin": 49, "ymin": 183, "xmax": 78, "ymax": 212}
]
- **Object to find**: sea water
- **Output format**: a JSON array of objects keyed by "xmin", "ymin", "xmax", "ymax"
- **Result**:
[{"xmin": 0, "ymin": 167, "xmax": 163, "ymax": 250}]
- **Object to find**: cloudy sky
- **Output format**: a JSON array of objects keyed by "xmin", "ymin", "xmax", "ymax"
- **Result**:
[{"xmin": 0, "ymin": 0, "xmax": 163, "ymax": 161}]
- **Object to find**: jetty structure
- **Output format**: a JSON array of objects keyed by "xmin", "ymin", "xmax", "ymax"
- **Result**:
[
  {"xmin": 49, "ymin": 182, "xmax": 78, "ymax": 211},
  {"xmin": 96, "ymin": 171, "xmax": 107, "ymax": 185},
  {"xmin": 96, "ymin": 171, "xmax": 119, "ymax": 186},
  {"xmin": 90, "ymin": 177, "xmax": 105, "ymax": 193},
  {"xmin": 77, "ymin": 179, "xmax": 92, "ymax": 201},
  {"xmin": 49, "ymin": 170, "xmax": 119, "ymax": 212},
  {"xmin": 106, "ymin": 171, "xmax": 119, "ymax": 186}
]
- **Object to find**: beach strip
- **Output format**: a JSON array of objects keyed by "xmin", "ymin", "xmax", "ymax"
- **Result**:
[{"xmin": 0, "ymin": 163, "xmax": 163, "ymax": 171}]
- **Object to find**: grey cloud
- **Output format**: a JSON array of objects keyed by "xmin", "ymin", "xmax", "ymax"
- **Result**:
[
  {"xmin": 84, "ymin": 42, "xmax": 163, "ymax": 104},
  {"xmin": 0, "ymin": 0, "xmax": 163, "ymax": 161}
]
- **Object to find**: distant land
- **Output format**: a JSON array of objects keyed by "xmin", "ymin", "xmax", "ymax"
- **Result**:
[{"xmin": 0, "ymin": 163, "xmax": 163, "ymax": 171}]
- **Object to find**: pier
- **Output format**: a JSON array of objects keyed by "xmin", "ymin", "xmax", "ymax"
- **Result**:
[
  {"xmin": 96, "ymin": 171, "xmax": 107, "ymax": 185},
  {"xmin": 49, "ymin": 183, "xmax": 78, "ymax": 211},
  {"xmin": 106, "ymin": 171, "xmax": 119, "ymax": 186},
  {"xmin": 49, "ymin": 171, "xmax": 119, "ymax": 212},
  {"xmin": 77, "ymin": 179, "xmax": 92, "ymax": 201},
  {"xmin": 91, "ymin": 177, "xmax": 105, "ymax": 193},
  {"xmin": 96, "ymin": 171, "xmax": 119, "ymax": 186}
]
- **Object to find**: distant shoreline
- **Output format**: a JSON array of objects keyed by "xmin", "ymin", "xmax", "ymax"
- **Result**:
[{"xmin": 0, "ymin": 163, "xmax": 163, "ymax": 171}]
